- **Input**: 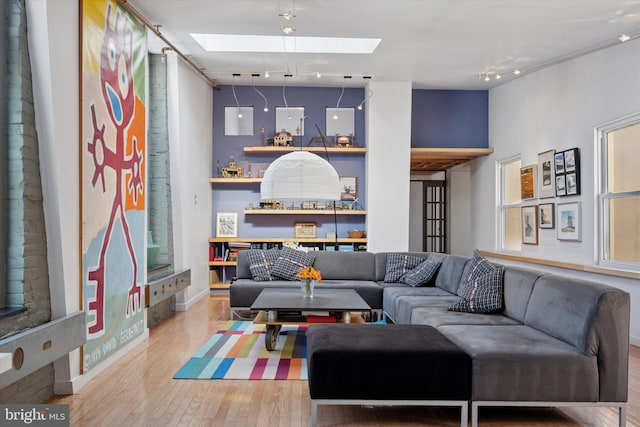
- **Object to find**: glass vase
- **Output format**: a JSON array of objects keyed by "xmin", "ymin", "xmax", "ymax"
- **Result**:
[{"xmin": 302, "ymin": 279, "xmax": 315, "ymax": 298}]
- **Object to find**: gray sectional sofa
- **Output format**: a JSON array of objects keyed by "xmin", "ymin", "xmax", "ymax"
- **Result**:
[{"xmin": 231, "ymin": 249, "xmax": 631, "ymax": 426}]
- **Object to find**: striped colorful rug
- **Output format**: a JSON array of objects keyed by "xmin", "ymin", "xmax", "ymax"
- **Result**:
[{"xmin": 173, "ymin": 320, "xmax": 308, "ymax": 380}]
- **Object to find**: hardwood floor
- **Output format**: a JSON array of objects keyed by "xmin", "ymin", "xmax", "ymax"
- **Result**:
[{"xmin": 48, "ymin": 294, "xmax": 640, "ymax": 426}]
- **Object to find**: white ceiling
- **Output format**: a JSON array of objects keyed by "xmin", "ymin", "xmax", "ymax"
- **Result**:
[{"xmin": 127, "ymin": 0, "xmax": 640, "ymax": 89}]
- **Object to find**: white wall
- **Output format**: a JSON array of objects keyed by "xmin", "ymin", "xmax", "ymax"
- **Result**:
[
  {"xmin": 408, "ymin": 181, "xmax": 423, "ymax": 251},
  {"xmin": 470, "ymin": 38, "xmax": 640, "ymax": 344},
  {"xmin": 167, "ymin": 53, "xmax": 213, "ymax": 309},
  {"xmin": 366, "ymin": 81, "xmax": 412, "ymax": 252}
]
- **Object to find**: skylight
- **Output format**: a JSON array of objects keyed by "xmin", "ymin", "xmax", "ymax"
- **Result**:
[{"xmin": 190, "ymin": 34, "xmax": 381, "ymax": 54}]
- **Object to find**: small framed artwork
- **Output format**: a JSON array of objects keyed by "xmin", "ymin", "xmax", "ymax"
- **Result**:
[
  {"xmin": 537, "ymin": 150, "xmax": 556, "ymax": 199},
  {"xmin": 563, "ymin": 148, "xmax": 579, "ymax": 173},
  {"xmin": 339, "ymin": 176, "xmax": 357, "ymax": 201},
  {"xmin": 538, "ymin": 203, "xmax": 555, "ymax": 229},
  {"xmin": 216, "ymin": 212, "xmax": 238, "ymax": 238},
  {"xmin": 557, "ymin": 202, "xmax": 581, "ymax": 241},
  {"xmin": 521, "ymin": 205, "xmax": 538, "ymax": 245},
  {"xmin": 520, "ymin": 165, "xmax": 536, "ymax": 200},
  {"xmin": 566, "ymin": 172, "xmax": 580, "ymax": 196},
  {"xmin": 294, "ymin": 222, "xmax": 316, "ymax": 238},
  {"xmin": 556, "ymin": 175, "xmax": 566, "ymax": 197},
  {"xmin": 554, "ymin": 152, "xmax": 565, "ymax": 174}
]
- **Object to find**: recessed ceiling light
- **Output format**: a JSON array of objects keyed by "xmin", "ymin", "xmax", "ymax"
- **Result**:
[
  {"xmin": 495, "ymin": 74, "xmax": 502, "ymax": 79},
  {"xmin": 191, "ymin": 34, "xmax": 381, "ymax": 54},
  {"xmin": 618, "ymin": 33, "xmax": 631, "ymax": 42},
  {"xmin": 513, "ymin": 69, "xmax": 521, "ymax": 75}
]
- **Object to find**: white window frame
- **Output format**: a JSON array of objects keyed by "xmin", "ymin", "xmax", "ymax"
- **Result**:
[
  {"xmin": 497, "ymin": 155, "xmax": 522, "ymax": 252},
  {"xmin": 597, "ymin": 113, "xmax": 640, "ymax": 271}
]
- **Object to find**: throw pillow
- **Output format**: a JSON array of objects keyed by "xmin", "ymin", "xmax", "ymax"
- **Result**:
[
  {"xmin": 271, "ymin": 247, "xmax": 316, "ymax": 281},
  {"xmin": 449, "ymin": 267, "xmax": 505, "ymax": 313},
  {"xmin": 384, "ymin": 253, "xmax": 426, "ymax": 282},
  {"xmin": 456, "ymin": 249, "xmax": 500, "ymax": 298},
  {"xmin": 246, "ymin": 248, "xmax": 280, "ymax": 281},
  {"xmin": 400, "ymin": 257, "xmax": 443, "ymax": 287}
]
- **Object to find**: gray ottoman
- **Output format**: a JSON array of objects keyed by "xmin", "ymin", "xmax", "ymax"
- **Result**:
[{"xmin": 306, "ymin": 324, "xmax": 471, "ymax": 427}]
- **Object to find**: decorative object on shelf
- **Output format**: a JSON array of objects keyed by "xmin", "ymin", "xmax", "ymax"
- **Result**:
[
  {"xmin": 259, "ymin": 199, "xmax": 282, "ymax": 209},
  {"xmin": 538, "ymin": 203, "xmax": 555, "ymax": 229},
  {"xmin": 297, "ymin": 266, "xmax": 322, "ymax": 298},
  {"xmin": 221, "ymin": 157, "xmax": 244, "ymax": 178},
  {"xmin": 347, "ymin": 230, "xmax": 365, "ymax": 238},
  {"xmin": 537, "ymin": 149, "xmax": 556, "ymax": 199},
  {"xmin": 557, "ymin": 201, "xmax": 581, "ymax": 241},
  {"xmin": 294, "ymin": 222, "xmax": 317, "ymax": 238},
  {"xmin": 216, "ymin": 212, "xmax": 238, "ymax": 238},
  {"xmin": 273, "ymin": 129, "xmax": 293, "ymax": 146},
  {"xmin": 520, "ymin": 165, "xmax": 536, "ymax": 200},
  {"xmin": 521, "ymin": 205, "xmax": 538, "ymax": 245},
  {"xmin": 339, "ymin": 176, "xmax": 357, "ymax": 201},
  {"xmin": 334, "ymin": 134, "xmax": 355, "ymax": 147}
]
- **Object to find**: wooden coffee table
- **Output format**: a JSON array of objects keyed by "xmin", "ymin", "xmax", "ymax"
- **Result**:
[{"xmin": 250, "ymin": 288, "xmax": 371, "ymax": 351}]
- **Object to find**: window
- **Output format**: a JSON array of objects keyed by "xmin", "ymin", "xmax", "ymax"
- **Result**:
[
  {"xmin": 598, "ymin": 115, "xmax": 640, "ymax": 269},
  {"xmin": 498, "ymin": 156, "xmax": 522, "ymax": 251}
]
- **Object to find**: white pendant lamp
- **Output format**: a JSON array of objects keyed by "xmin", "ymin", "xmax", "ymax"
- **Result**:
[{"xmin": 260, "ymin": 151, "xmax": 341, "ymax": 200}]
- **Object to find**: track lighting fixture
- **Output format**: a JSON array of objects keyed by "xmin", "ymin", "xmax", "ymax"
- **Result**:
[
  {"xmin": 334, "ymin": 76, "xmax": 351, "ymax": 119},
  {"xmin": 252, "ymin": 74, "xmax": 269, "ymax": 112},
  {"xmin": 232, "ymin": 73, "xmax": 242, "ymax": 118},
  {"xmin": 357, "ymin": 76, "xmax": 373, "ymax": 110}
]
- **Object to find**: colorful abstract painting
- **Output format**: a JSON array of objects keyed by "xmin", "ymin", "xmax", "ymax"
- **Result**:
[{"xmin": 81, "ymin": 0, "xmax": 146, "ymax": 372}]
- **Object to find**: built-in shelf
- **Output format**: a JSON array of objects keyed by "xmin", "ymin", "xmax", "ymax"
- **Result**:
[
  {"xmin": 243, "ymin": 146, "xmax": 366, "ymax": 154},
  {"xmin": 209, "ymin": 237, "xmax": 367, "ymax": 243},
  {"xmin": 209, "ymin": 177, "xmax": 262, "ymax": 184},
  {"xmin": 244, "ymin": 209, "xmax": 367, "ymax": 215},
  {"xmin": 208, "ymin": 261, "xmax": 237, "ymax": 266}
]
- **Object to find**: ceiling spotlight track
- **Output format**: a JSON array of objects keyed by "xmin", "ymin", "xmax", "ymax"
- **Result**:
[
  {"xmin": 357, "ymin": 77, "xmax": 373, "ymax": 110},
  {"xmin": 117, "ymin": 0, "xmax": 217, "ymax": 88}
]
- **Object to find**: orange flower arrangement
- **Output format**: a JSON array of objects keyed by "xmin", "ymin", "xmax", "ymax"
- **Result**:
[{"xmin": 297, "ymin": 266, "xmax": 322, "ymax": 282}]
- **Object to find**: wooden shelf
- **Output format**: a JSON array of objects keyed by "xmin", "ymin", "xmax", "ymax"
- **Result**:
[
  {"xmin": 209, "ymin": 237, "xmax": 367, "ymax": 243},
  {"xmin": 244, "ymin": 209, "xmax": 367, "ymax": 215},
  {"xmin": 209, "ymin": 261, "xmax": 237, "ymax": 266},
  {"xmin": 209, "ymin": 177, "xmax": 262, "ymax": 184},
  {"xmin": 243, "ymin": 146, "xmax": 366, "ymax": 154}
]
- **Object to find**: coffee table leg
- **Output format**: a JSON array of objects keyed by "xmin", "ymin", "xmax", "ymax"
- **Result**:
[
  {"xmin": 265, "ymin": 325, "xmax": 280, "ymax": 351},
  {"xmin": 343, "ymin": 312, "xmax": 351, "ymax": 324}
]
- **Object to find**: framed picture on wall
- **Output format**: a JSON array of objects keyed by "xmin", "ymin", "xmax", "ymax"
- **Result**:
[
  {"xmin": 554, "ymin": 152, "xmax": 565, "ymax": 174},
  {"xmin": 294, "ymin": 222, "xmax": 317, "ymax": 238},
  {"xmin": 537, "ymin": 150, "xmax": 556, "ymax": 198},
  {"xmin": 520, "ymin": 165, "xmax": 536, "ymax": 200},
  {"xmin": 563, "ymin": 148, "xmax": 579, "ymax": 172},
  {"xmin": 556, "ymin": 175, "xmax": 566, "ymax": 196},
  {"xmin": 522, "ymin": 205, "xmax": 538, "ymax": 245},
  {"xmin": 538, "ymin": 203, "xmax": 555, "ymax": 229},
  {"xmin": 216, "ymin": 212, "xmax": 238, "ymax": 238},
  {"xmin": 557, "ymin": 202, "xmax": 581, "ymax": 241},
  {"xmin": 566, "ymin": 172, "xmax": 579, "ymax": 195},
  {"xmin": 339, "ymin": 176, "xmax": 357, "ymax": 201}
]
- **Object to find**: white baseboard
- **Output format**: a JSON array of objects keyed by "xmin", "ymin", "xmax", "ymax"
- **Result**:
[
  {"xmin": 55, "ymin": 330, "xmax": 149, "ymax": 394},
  {"xmin": 176, "ymin": 287, "xmax": 209, "ymax": 311}
]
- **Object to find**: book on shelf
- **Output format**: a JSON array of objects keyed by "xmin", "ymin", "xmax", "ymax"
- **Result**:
[{"xmin": 223, "ymin": 249, "xmax": 230, "ymax": 261}]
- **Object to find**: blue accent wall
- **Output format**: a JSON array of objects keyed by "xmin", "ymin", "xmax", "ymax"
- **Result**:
[
  {"xmin": 212, "ymin": 86, "xmax": 366, "ymax": 238},
  {"xmin": 411, "ymin": 89, "xmax": 488, "ymax": 148}
]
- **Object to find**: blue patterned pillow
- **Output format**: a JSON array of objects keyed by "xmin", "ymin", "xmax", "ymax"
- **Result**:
[
  {"xmin": 456, "ymin": 249, "xmax": 499, "ymax": 298},
  {"xmin": 384, "ymin": 253, "xmax": 426, "ymax": 282},
  {"xmin": 449, "ymin": 267, "xmax": 504, "ymax": 313},
  {"xmin": 400, "ymin": 257, "xmax": 443, "ymax": 287},
  {"xmin": 246, "ymin": 248, "xmax": 280, "ymax": 281},
  {"xmin": 271, "ymin": 247, "xmax": 316, "ymax": 281}
]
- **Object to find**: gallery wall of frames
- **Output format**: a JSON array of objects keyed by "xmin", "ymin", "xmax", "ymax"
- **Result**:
[{"xmin": 520, "ymin": 148, "xmax": 582, "ymax": 245}]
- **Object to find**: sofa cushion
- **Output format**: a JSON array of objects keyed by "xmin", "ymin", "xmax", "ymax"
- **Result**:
[
  {"xmin": 383, "ymin": 253, "xmax": 426, "ymax": 282},
  {"xmin": 449, "ymin": 267, "xmax": 504, "ymax": 313},
  {"xmin": 438, "ymin": 324, "xmax": 598, "ymax": 402},
  {"xmin": 400, "ymin": 257, "xmax": 443, "ymax": 287},
  {"xmin": 246, "ymin": 248, "xmax": 280, "ymax": 281},
  {"xmin": 434, "ymin": 255, "xmax": 470, "ymax": 294},
  {"xmin": 271, "ymin": 247, "xmax": 316, "ymax": 280},
  {"xmin": 411, "ymin": 306, "xmax": 520, "ymax": 327},
  {"xmin": 313, "ymin": 251, "xmax": 376, "ymax": 280},
  {"xmin": 382, "ymin": 286, "xmax": 457, "ymax": 324}
]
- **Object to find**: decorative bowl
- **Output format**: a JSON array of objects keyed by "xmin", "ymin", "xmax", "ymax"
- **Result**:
[{"xmin": 347, "ymin": 230, "xmax": 365, "ymax": 238}]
